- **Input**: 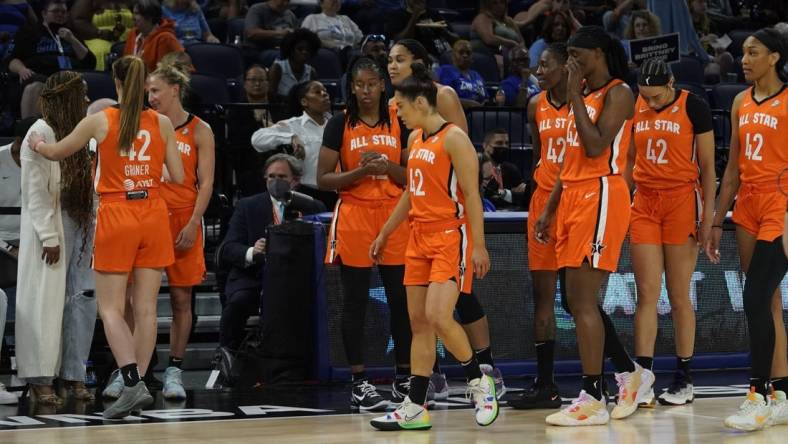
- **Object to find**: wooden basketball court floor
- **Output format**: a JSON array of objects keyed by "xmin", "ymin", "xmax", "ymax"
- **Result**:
[{"xmin": 1, "ymin": 396, "xmax": 785, "ymax": 443}]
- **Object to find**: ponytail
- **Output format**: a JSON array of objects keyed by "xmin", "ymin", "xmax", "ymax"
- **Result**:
[{"xmin": 112, "ymin": 56, "xmax": 146, "ymax": 151}]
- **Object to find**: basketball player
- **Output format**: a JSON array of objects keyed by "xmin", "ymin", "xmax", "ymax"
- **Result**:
[
  {"xmin": 388, "ymin": 39, "xmax": 505, "ymax": 398},
  {"xmin": 534, "ymin": 26, "xmax": 652, "ymax": 425},
  {"xmin": 317, "ymin": 56, "xmax": 411, "ymax": 411},
  {"xmin": 509, "ymin": 42, "xmax": 568, "ymax": 410},
  {"xmin": 369, "ymin": 63, "xmax": 498, "ymax": 431},
  {"xmin": 29, "ymin": 56, "xmax": 185, "ymax": 419},
  {"xmin": 147, "ymin": 61, "xmax": 215, "ymax": 400},
  {"xmin": 706, "ymin": 28, "xmax": 788, "ymax": 431},
  {"xmin": 626, "ymin": 58, "xmax": 716, "ymax": 406}
]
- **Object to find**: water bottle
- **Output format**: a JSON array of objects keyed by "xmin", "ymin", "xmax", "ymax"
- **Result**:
[
  {"xmin": 233, "ymin": 34, "xmax": 241, "ymax": 46},
  {"xmin": 85, "ymin": 360, "xmax": 97, "ymax": 387}
]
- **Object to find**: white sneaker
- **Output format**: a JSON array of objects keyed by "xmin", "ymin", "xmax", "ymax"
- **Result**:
[
  {"xmin": 768, "ymin": 390, "xmax": 788, "ymax": 426},
  {"xmin": 162, "ymin": 367, "xmax": 187, "ymax": 400},
  {"xmin": 467, "ymin": 375, "xmax": 499, "ymax": 427},
  {"xmin": 658, "ymin": 378, "xmax": 694, "ymax": 406},
  {"xmin": 546, "ymin": 390, "xmax": 609, "ymax": 426},
  {"xmin": 370, "ymin": 396, "xmax": 431, "ymax": 431},
  {"xmin": 0, "ymin": 383, "xmax": 18, "ymax": 405},
  {"xmin": 638, "ymin": 388, "xmax": 656, "ymax": 408},
  {"xmin": 611, "ymin": 363, "xmax": 655, "ymax": 420},
  {"xmin": 724, "ymin": 389, "xmax": 771, "ymax": 432},
  {"xmin": 480, "ymin": 364, "xmax": 507, "ymax": 399}
]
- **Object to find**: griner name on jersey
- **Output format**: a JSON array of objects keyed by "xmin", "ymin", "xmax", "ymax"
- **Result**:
[
  {"xmin": 124, "ymin": 164, "xmax": 150, "ymax": 177},
  {"xmin": 739, "ymin": 112, "xmax": 778, "ymax": 130},
  {"xmin": 634, "ymin": 120, "xmax": 681, "ymax": 134},
  {"xmin": 349, "ymin": 135, "xmax": 399, "ymax": 151}
]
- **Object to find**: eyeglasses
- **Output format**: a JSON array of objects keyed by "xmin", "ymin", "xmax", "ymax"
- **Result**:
[{"xmin": 362, "ymin": 34, "xmax": 386, "ymax": 47}]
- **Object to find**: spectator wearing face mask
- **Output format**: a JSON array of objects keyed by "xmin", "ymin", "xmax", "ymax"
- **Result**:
[{"xmin": 479, "ymin": 128, "xmax": 527, "ymax": 209}]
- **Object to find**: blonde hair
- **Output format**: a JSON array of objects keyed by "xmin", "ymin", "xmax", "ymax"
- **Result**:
[
  {"xmin": 152, "ymin": 54, "xmax": 191, "ymax": 102},
  {"xmin": 112, "ymin": 56, "xmax": 147, "ymax": 151}
]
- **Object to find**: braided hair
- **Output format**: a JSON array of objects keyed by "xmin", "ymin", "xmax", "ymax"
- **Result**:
[
  {"xmin": 345, "ymin": 56, "xmax": 390, "ymax": 130},
  {"xmin": 638, "ymin": 58, "xmax": 672, "ymax": 87},
  {"xmin": 40, "ymin": 71, "xmax": 93, "ymax": 254}
]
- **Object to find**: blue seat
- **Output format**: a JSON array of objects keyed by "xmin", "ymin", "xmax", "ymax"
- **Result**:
[
  {"xmin": 670, "ymin": 56, "xmax": 704, "ymax": 86},
  {"xmin": 309, "ymin": 48, "xmax": 343, "ymax": 80},
  {"xmin": 78, "ymin": 71, "xmax": 117, "ymax": 101},
  {"xmin": 675, "ymin": 82, "xmax": 709, "ymax": 104},
  {"xmin": 727, "ymin": 29, "xmax": 753, "ymax": 59},
  {"xmin": 186, "ymin": 43, "xmax": 245, "ymax": 102},
  {"xmin": 190, "ymin": 74, "xmax": 230, "ymax": 105},
  {"xmin": 471, "ymin": 51, "xmax": 500, "ymax": 83},
  {"xmin": 467, "ymin": 109, "xmax": 528, "ymax": 146},
  {"xmin": 710, "ymin": 83, "xmax": 748, "ymax": 112}
]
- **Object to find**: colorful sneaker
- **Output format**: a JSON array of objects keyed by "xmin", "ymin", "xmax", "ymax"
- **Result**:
[
  {"xmin": 508, "ymin": 379, "xmax": 562, "ymax": 409},
  {"xmin": 426, "ymin": 372, "xmax": 449, "ymax": 402},
  {"xmin": 102, "ymin": 369, "xmax": 124, "ymax": 399},
  {"xmin": 351, "ymin": 380, "xmax": 389, "ymax": 412},
  {"xmin": 724, "ymin": 389, "xmax": 771, "ymax": 431},
  {"xmin": 480, "ymin": 364, "xmax": 506, "ymax": 399},
  {"xmin": 467, "ymin": 375, "xmax": 499, "ymax": 426},
  {"xmin": 658, "ymin": 376, "xmax": 694, "ymax": 406},
  {"xmin": 162, "ymin": 367, "xmax": 187, "ymax": 400},
  {"xmin": 610, "ymin": 363, "xmax": 655, "ymax": 420},
  {"xmin": 768, "ymin": 390, "xmax": 788, "ymax": 426},
  {"xmin": 370, "ymin": 396, "xmax": 431, "ymax": 431},
  {"xmin": 391, "ymin": 376, "xmax": 411, "ymax": 402},
  {"xmin": 545, "ymin": 390, "xmax": 609, "ymax": 426}
]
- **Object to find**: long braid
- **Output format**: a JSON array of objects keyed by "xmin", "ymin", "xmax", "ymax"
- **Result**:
[{"xmin": 40, "ymin": 71, "xmax": 93, "ymax": 255}]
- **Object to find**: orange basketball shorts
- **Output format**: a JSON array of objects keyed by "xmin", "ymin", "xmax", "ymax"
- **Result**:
[
  {"xmin": 403, "ymin": 219, "xmax": 473, "ymax": 294},
  {"xmin": 165, "ymin": 206, "xmax": 206, "ymax": 287},
  {"xmin": 630, "ymin": 184, "xmax": 702, "ymax": 245},
  {"xmin": 556, "ymin": 176, "xmax": 631, "ymax": 272},
  {"xmin": 528, "ymin": 186, "xmax": 558, "ymax": 271},
  {"xmin": 93, "ymin": 194, "xmax": 175, "ymax": 273},
  {"xmin": 326, "ymin": 196, "xmax": 408, "ymax": 267},
  {"xmin": 732, "ymin": 182, "xmax": 787, "ymax": 242}
]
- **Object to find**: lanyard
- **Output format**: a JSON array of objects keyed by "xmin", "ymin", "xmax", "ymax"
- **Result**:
[
  {"xmin": 133, "ymin": 33, "xmax": 144, "ymax": 57},
  {"xmin": 44, "ymin": 24, "xmax": 64, "ymax": 55}
]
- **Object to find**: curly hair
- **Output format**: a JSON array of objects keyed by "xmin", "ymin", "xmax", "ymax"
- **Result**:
[
  {"xmin": 280, "ymin": 28, "xmax": 321, "ymax": 60},
  {"xmin": 40, "ymin": 71, "xmax": 93, "ymax": 254},
  {"xmin": 623, "ymin": 10, "xmax": 661, "ymax": 40}
]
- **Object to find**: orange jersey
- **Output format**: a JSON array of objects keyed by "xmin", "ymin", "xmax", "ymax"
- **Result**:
[
  {"xmin": 160, "ymin": 114, "xmax": 205, "ymax": 209},
  {"xmin": 95, "ymin": 107, "xmax": 166, "ymax": 195},
  {"xmin": 737, "ymin": 85, "xmax": 788, "ymax": 184},
  {"xmin": 533, "ymin": 91, "xmax": 569, "ymax": 191},
  {"xmin": 337, "ymin": 107, "xmax": 404, "ymax": 201},
  {"xmin": 407, "ymin": 123, "xmax": 466, "ymax": 223},
  {"xmin": 633, "ymin": 89, "xmax": 699, "ymax": 189},
  {"xmin": 561, "ymin": 79, "xmax": 632, "ymax": 184}
]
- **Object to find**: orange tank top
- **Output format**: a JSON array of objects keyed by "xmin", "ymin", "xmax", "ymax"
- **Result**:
[
  {"xmin": 633, "ymin": 89, "xmax": 699, "ymax": 189},
  {"xmin": 160, "ymin": 114, "xmax": 204, "ymax": 209},
  {"xmin": 407, "ymin": 123, "xmax": 466, "ymax": 223},
  {"xmin": 95, "ymin": 107, "xmax": 165, "ymax": 195},
  {"xmin": 737, "ymin": 85, "xmax": 788, "ymax": 184},
  {"xmin": 339, "ymin": 106, "xmax": 404, "ymax": 202},
  {"xmin": 561, "ymin": 79, "xmax": 632, "ymax": 184},
  {"xmin": 533, "ymin": 91, "xmax": 569, "ymax": 191}
]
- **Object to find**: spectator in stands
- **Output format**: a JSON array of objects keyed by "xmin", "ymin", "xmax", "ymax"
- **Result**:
[
  {"xmin": 124, "ymin": 0, "xmax": 184, "ymax": 72},
  {"xmin": 252, "ymin": 80, "xmax": 335, "ymax": 208},
  {"xmin": 244, "ymin": 64, "xmax": 272, "ymax": 124},
  {"xmin": 437, "ymin": 40, "xmax": 488, "ymax": 109},
  {"xmin": 647, "ymin": 0, "xmax": 711, "ymax": 67},
  {"xmin": 470, "ymin": 0, "xmax": 524, "ymax": 57},
  {"xmin": 162, "ymin": 0, "xmax": 219, "ymax": 44},
  {"xmin": 301, "ymin": 0, "xmax": 363, "ymax": 53},
  {"xmin": 218, "ymin": 154, "xmax": 326, "ymax": 351},
  {"xmin": 72, "ymin": 0, "xmax": 135, "ymax": 71},
  {"xmin": 527, "ymin": 11, "xmax": 576, "ymax": 69},
  {"xmin": 342, "ymin": 0, "xmax": 402, "ymax": 35},
  {"xmin": 687, "ymin": 0, "xmax": 734, "ymax": 83},
  {"xmin": 384, "ymin": 0, "xmax": 460, "ymax": 58},
  {"xmin": 340, "ymin": 34, "xmax": 392, "ymax": 101},
  {"xmin": 0, "ymin": 286, "xmax": 12, "ymax": 404},
  {"xmin": 8, "ymin": 0, "xmax": 96, "ymax": 118},
  {"xmin": 244, "ymin": 0, "xmax": 297, "ymax": 51},
  {"xmin": 499, "ymin": 46, "xmax": 540, "ymax": 107},
  {"xmin": 267, "ymin": 28, "xmax": 319, "ymax": 105},
  {"xmin": 603, "ymin": 0, "xmax": 646, "ymax": 39},
  {"xmin": 0, "ymin": 0, "xmax": 37, "ymax": 60},
  {"xmin": 479, "ymin": 128, "xmax": 527, "ymax": 209}
]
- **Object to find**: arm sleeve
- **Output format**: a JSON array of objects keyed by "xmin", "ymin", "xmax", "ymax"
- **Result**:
[
  {"xmin": 321, "ymin": 113, "xmax": 346, "ymax": 152},
  {"xmin": 686, "ymin": 92, "xmax": 713, "ymax": 134},
  {"xmin": 20, "ymin": 122, "xmax": 59, "ymax": 247},
  {"xmin": 250, "ymin": 118, "xmax": 296, "ymax": 152}
]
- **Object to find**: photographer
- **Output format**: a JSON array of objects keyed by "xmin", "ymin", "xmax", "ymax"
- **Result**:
[{"xmin": 218, "ymin": 154, "xmax": 325, "ymax": 351}]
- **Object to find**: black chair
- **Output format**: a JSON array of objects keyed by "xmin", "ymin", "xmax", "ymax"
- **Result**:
[
  {"xmin": 78, "ymin": 71, "xmax": 117, "ymax": 101},
  {"xmin": 670, "ymin": 56, "xmax": 704, "ymax": 86},
  {"xmin": 471, "ymin": 51, "xmax": 500, "ymax": 83},
  {"xmin": 728, "ymin": 29, "xmax": 753, "ymax": 59},
  {"xmin": 309, "ymin": 48, "xmax": 343, "ymax": 80},
  {"xmin": 467, "ymin": 108, "xmax": 528, "ymax": 147},
  {"xmin": 104, "ymin": 41, "xmax": 127, "ymax": 71},
  {"xmin": 710, "ymin": 83, "xmax": 748, "ymax": 112},
  {"xmin": 450, "ymin": 22, "xmax": 472, "ymax": 40},
  {"xmin": 190, "ymin": 74, "xmax": 230, "ymax": 105},
  {"xmin": 186, "ymin": 43, "xmax": 245, "ymax": 80},
  {"xmin": 675, "ymin": 82, "xmax": 709, "ymax": 104}
]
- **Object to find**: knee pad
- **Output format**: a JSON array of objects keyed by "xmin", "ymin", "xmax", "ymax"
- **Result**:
[{"xmin": 455, "ymin": 292, "xmax": 485, "ymax": 324}]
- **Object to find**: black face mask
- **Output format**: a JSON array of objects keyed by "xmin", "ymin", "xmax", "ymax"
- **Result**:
[{"xmin": 491, "ymin": 148, "xmax": 508, "ymax": 164}]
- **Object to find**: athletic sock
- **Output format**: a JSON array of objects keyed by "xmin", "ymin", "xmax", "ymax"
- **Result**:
[
  {"xmin": 409, "ymin": 375, "xmax": 430, "ymax": 405},
  {"xmin": 582, "ymin": 374, "xmax": 603, "ymax": 400},
  {"xmin": 352, "ymin": 371, "xmax": 367, "ymax": 385},
  {"xmin": 750, "ymin": 377, "xmax": 770, "ymax": 398},
  {"xmin": 635, "ymin": 356, "xmax": 654, "ymax": 372},
  {"xmin": 475, "ymin": 346, "xmax": 494, "ymax": 368},
  {"xmin": 461, "ymin": 356, "xmax": 483, "ymax": 382},
  {"xmin": 169, "ymin": 356, "xmax": 184, "ymax": 369},
  {"xmin": 120, "ymin": 363, "xmax": 141, "ymax": 388},
  {"xmin": 535, "ymin": 340, "xmax": 555, "ymax": 385},
  {"xmin": 772, "ymin": 377, "xmax": 788, "ymax": 393},
  {"xmin": 676, "ymin": 356, "xmax": 692, "ymax": 382}
]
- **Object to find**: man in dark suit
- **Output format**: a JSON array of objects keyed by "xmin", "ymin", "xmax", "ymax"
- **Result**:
[{"xmin": 219, "ymin": 153, "xmax": 326, "ymax": 350}]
